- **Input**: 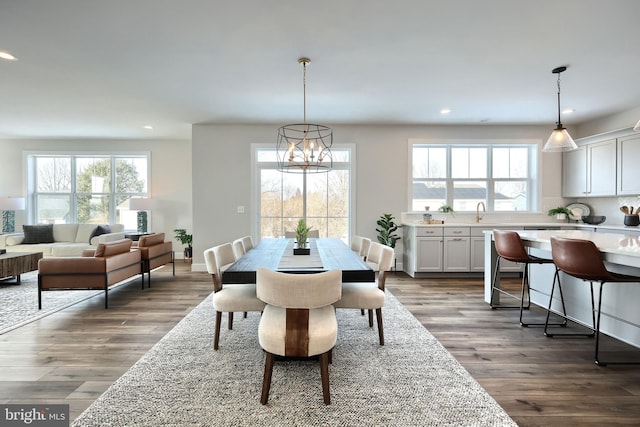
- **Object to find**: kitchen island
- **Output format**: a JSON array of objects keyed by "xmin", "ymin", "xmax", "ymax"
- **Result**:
[{"xmin": 484, "ymin": 229, "xmax": 640, "ymax": 349}]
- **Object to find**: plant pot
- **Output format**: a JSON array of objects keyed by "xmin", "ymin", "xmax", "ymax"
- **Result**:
[
  {"xmin": 184, "ymin": 246, "xmax": 193, "ymax": 259},
  {"xmin": 293, "ymin": 242, "xmax": 310, "ymax": 255},
  {"xmin": 555, "ymin": 213, "xmax": 567, "ymax": 221},
  {"xmin": 624, "ymin": 215, "xmax": 640, "ymax": 227}
]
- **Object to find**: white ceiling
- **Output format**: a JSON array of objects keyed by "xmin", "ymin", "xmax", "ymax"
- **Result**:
[{"xmin": 1, "ymin": 0, "xmax": 639, "ymax": 140}]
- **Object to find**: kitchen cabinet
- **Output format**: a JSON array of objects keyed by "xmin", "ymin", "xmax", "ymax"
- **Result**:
[
  {"xmin": 443, "ymin": 227, "xmax": 470, "ymax": 272},
  {"xmin": 562, "ymin": 139, "xmax": 616, "ymax": 197},
  {"xmin": 617, "ymin": 133, "xmax": 640, "ymax": 195}
]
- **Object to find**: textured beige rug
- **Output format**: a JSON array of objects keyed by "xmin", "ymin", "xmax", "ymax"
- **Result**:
[{"xmin": 72, "ymin": 291, "xmax": 516, "ymax": 426}]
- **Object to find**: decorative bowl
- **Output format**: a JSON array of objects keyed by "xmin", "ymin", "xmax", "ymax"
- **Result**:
[{"xmin": 581, "ymin": 215, "xmax": 606, "ymax": 225}]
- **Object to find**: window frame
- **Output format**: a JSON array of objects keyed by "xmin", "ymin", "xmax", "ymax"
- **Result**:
[
  {"xmin": 252, "ymin": 143, "xmax": 356, "ymax": 243},
  {"xmin": 26, "ymin": 151, "xmax": 150, "ymax": 225},
  {"xmin": 408, "ymin": 139, "xmax": 539, "ymax": 213}
]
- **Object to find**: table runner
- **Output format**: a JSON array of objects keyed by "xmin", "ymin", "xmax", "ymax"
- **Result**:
[{"xmin": 277, "ymin": 239, "xmax": 324, "ymax": 269}]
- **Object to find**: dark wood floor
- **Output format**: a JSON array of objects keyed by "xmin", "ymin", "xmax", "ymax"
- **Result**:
[
  {"xmin": 2, "ymin": 264, "xmax": 640, "ymax": 425},
  {"xmin": 387, "ymin": 273, "xmax": 640, "ymax": 427}
]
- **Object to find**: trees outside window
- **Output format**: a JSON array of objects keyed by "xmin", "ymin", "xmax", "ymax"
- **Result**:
[
  {"xmin": 30, "ymin": 154, "xmax": 148, "ymax": 227},
  {"xmin": 256, "ymin": 146, "xmax": 352, "ymax": 242}
]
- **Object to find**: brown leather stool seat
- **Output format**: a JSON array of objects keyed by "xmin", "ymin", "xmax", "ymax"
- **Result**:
[
  {"xmin": 547, "ymin": 236, "xmax": 640, "ymax": 366},
  {"xmin": 490, "ymin": 230, "xmax": 566, "ymax": 328}
]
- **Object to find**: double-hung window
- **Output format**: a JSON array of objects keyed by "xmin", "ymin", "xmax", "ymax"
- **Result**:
[
  {"xmin": 410, "ymin": 141, "xmax": 538, "ymax": 212},
  {"xmin": 28, "ymin": 153, "xmax": 149, "ymax": 228}
]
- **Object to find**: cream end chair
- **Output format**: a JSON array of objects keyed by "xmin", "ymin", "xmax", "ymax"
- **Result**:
[
  {"xmin": 334, "ymin": 242, "xmax": 394, "ymax": 345},
  {"xmin": 204, "ymin": 244, "xmax": 264, "ymax": 350},
  {"xmin": 256, "ymin": 267, "xmax": 342, "ymax": 405}
]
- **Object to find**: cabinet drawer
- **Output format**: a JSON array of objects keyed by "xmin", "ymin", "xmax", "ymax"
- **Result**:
[
  {"xmin": 416, "ymin": 227, "xmax": 443, "ymax": 237},
  {"xmin": 470, "ymin": 228, "xmax": 489, "ymax": 237},
  {"xmin": 444, "ymin": 227, "xmax": 470, "ymax": 237}
]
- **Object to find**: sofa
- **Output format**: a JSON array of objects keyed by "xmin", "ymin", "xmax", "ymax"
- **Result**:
[
  {"xmin": 136, "ymin": 232, "xmax": 174, "ymax": 285},
  {"xmin": 38, "ymin": 238, "xmax": 143, "ymax": 309},
  {"xmin": 0, "ymin": 223, "xmax": 125, "ymax": 257}
]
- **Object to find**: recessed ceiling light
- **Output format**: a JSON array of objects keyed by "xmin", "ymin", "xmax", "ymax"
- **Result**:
[
  {"xmin": 0, "ymin": 50, "xmax": 18, "ymax": 61},
  {"xmin": 440, "ymin": 108, "xmax": 451, "ymax": 114},
  {"xmin": 143, "ymin": 125, "xmax": 153, "ymax": 130},
  {"xmin": 562, "ymin": 108, "xmax": 575, "ymax": 114}
]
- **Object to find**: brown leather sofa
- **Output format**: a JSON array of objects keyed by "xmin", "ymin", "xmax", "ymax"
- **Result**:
[
  {"xmin": 136, "ymin": 232, "xmax": 174, "ymax": 286},
  {"xmin": 38, "ymin": 239, "xmax": 143, "ymax": 309}
]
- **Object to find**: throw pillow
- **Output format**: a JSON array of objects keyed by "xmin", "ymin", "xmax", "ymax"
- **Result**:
[
  {"xmin": 22, "ymin": 224, "xmax": 54, "ymax": 244},
  {"xmin": 89, "ymin": 225, "xmax": 111, "ymax": 243}
]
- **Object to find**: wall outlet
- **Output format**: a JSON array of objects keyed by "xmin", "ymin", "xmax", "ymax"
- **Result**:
[{"xmin": 237, "ymin": 205, "xmax": 245, "ymax": 214}]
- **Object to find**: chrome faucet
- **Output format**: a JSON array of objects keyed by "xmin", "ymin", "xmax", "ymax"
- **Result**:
[{"xmin": 476, "ymin": 201, "xmax": 486, "ymax": 223}]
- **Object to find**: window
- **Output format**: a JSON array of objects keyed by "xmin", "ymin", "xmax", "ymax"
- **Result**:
[
  {"xmin": 28, "ymin": 154, "xmax": 149, "ymax": 228},
  {"xmin": 254, "ymin": 146, "xmax": 353, "ymax": 241},
  {"xmin": 410, "ymin": 141, "xmax": 537, "ymax": 212}
]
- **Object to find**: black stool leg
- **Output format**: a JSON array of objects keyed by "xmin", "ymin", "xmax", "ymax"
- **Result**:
[
  {"xmin": 521, "ymin": 264, "xmax": 566, "ymax": 328},
  {"xmin": 545, "ymin": 270, "xmax": 593, "ymax": 338},
  {"xmin": 491, "ymin": 257, "xmax": 522, "ymax": 309}
]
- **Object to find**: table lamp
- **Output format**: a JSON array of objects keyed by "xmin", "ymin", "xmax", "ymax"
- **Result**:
[
  {"xmin": 0, "ymin": 197, "xmax": 26, "ymax": 233},
  {"xmin": 129, "ymin": 198, "xmax": 153, "ymax": 233}
]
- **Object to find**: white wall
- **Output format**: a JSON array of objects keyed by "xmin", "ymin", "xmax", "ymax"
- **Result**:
[
  {"xmin": 191, "ymin": 123, "xmax": 557, "ymax": 269},
  {"xmin": 0, "ymin": 138, "xmax": 192, "ymax": 249}
]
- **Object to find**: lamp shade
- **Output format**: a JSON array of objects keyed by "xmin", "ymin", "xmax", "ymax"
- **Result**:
[
  {"xmin": 543, "ymin": 128, "xmax": 578, "ymax": 152},
  {"xmin": 129, "ymin": 198, "xmax": 153, "ymax": 211},
  {"xmin": 0, "ymin": 197, "xmax": 25, "ymax": 211}
]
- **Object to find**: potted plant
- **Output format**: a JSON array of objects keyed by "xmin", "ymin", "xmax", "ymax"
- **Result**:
[
  {"xmin": 294, "ymin": 219, "xmax": 312, "ymax": 254},
  {"xmin": 173, "ymin": 228, "xmax": 193, "ymax": 259},
  {"xmin": 438, "ymin": 205, "xmax": 455, "ymax": 216},
  {"xmin": 547, "ymin": 207, "xmax": 572, "ymax": 221},
  {"xmin": 376, "ymin": 213, "xmax": 401, "ymax": 248}
]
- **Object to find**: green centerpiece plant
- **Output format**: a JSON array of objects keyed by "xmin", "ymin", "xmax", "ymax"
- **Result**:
[{"xmin": 295, "ymin": 219, "xmax": 312, "ymax": 247}]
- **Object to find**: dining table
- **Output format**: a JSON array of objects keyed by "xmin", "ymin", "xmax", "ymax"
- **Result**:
[{"xmin": 222, "ymin": 238, "xmax": 375, "ymax": 284}]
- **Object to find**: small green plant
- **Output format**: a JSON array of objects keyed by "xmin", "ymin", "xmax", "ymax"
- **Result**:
[
  {"xmin": 438, "ymin": 205, "xmax": 455, "ymax": 215},
  {"xmin": 295, "ymin": 219, "xmax": 312, "ymax": 245},
  {"xmin": 173, "ymin": 228, "xmax": 193, "ymax": 246},
  {"xmin": 547, "ymin": 207, "xmax": 572, "ymax": 217},
  {"xmin": 376, "ymin": 213, "xmax": 401, "ymax": 248}
]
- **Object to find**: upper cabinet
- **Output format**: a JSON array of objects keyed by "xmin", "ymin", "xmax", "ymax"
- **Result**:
[
  {"xmin": 617, "ymin": 134, "xmax": 640, "ymax": 195},
  {"xmin": 562, "ymin": 139, "xmax": 616, "ymax": 197}
]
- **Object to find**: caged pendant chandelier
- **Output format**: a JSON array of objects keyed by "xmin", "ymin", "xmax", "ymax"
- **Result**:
[
  {"xmin": 276, "ymin": 57, "xmax": 333, "ymax": 173},
  {"xmin": 542, "ymin": 66, "xmax": 577, "ymax": 152}
]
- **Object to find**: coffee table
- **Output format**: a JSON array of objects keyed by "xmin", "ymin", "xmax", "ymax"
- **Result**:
[{"xmin": 0, "ymin": 252, "xmax": 43, "ymax": 284}]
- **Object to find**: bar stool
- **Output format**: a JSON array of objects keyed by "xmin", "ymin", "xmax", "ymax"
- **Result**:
[
  {"xmin": 490, "ymin": 230, "xmax": 566, "ymax": 328},
  {"xmin": 546, "ymin": 236, "xmax": 640, "ymax": 366}
]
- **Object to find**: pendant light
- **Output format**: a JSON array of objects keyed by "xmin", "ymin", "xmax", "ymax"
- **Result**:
[
  {"xmin": 542, "ymin": 66, "xmax": 577, "ymax": 152},
  {"xmin": 633, "ymin": 119, "xmax": 640, "ymax": 131},
  {"xmin": 276, "ymin": 57, "xmax": 333, "ymax": 173}
]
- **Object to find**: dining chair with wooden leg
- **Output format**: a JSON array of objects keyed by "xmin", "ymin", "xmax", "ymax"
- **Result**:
[
  {"xmin": 334, "ymin": 241, "xmax": 394, "ymax": 345},
  {"xmin": 256, "ymin": 267, "xmax": 342, "ymax": 405},
  {"xmin": 547, "ymin": 236, "xmax": 640, "ymax": 366},
  {"xmin": 204, "ymin": 244, "xmax": 264, "ymax": 350}
]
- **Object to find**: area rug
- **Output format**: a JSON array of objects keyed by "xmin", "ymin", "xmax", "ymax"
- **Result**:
[
  {"xmin": 72, "ymin": 290, "xmax": 516, "ymax": 426},
  {"xmin": 0, "ymin": 271, "xmax": 102, "ymax": 334}
]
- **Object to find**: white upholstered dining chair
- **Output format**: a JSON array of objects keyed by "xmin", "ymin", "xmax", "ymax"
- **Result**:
[
  {"xmin": 256, "ymin": 267, "xmax": 342, "ymax": 405},
  {"xmin": 204, "ymin": 243, "xmax": 264, "ymax": 350},
  {"xmin": 334, "ymin": 241, "xmax": 394, "ymax": 345},
  {"xmin": 240, "ymin": 235, "xmax": 254, "ymax": 252},
  {"xmin": 350, "ymin": 235, "xmax": 371, "ymax": 261},
  {"xmin": 232, "ymin": 238, "xmax": 246, "ymax": 260}
]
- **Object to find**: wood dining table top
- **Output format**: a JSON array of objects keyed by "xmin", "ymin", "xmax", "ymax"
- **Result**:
[{"xmin": 222, "ymin": 238, "xmax": 375, "ymax": 284}]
